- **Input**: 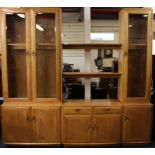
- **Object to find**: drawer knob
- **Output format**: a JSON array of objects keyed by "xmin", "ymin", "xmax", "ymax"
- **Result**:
[{"xmin": 75, "ymin": 109, "xmax": 81, "ymax": 112}]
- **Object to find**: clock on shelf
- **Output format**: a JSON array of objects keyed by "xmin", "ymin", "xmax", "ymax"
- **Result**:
[{"xmin": 104, "ymin": 49, "xmax": 113, "ymax": 58}]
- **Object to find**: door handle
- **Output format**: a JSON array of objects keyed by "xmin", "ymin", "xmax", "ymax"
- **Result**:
[
  {"xmin": 26, "ymin": 116, "xmax": 31, "ymax": 122},
  {"xmin": 32, "ymin": 116, "xmax": 36, "ymax": 123},
  {"xmin": 125, "ymin": 116, "xmax": 129, "ymax": 121}
]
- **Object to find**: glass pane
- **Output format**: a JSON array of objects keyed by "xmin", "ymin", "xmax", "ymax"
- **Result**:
[
  {"xmin": 35, "ymin": 13, "xmax": 56, "ymax": 98},
  {"xmin": 127, "ymin": 14, "xmax": 147, "ymax": 97},
  {"xmin": 6, "ymin": 13, "xmax": 26, "ymax": 43},
  {"xmin": 7, "ymin": 50, "xmax": 27, "ymax": 98},
  {"xmin": 36, "ymin": 13, "xmax": 55, "ymax": 44},
  {"xmin": 6, "ymin": 13, "xmax": 27, "ymax": 98},
  {"xmin": 36, "ymin": 50, "xmax": 56, "ymax": 98},
  {"xmin": 128, "ymin": 14, "xmax": 147, "ymax": 44},
  {"xmin": 127, "ymin": 49, "xmax": 146, "ymax": 97}
]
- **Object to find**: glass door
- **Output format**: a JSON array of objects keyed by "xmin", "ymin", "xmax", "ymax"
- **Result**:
[
  {"xmin": 124, "ymin": 9, "xmax": 152, "ymax": 101},
  {"xmin": 31, "ymin": 8, "xmax": 61, "ymax": 102},
  {"xmin": 1, "ymin": 9, "xmax": 31, "ymax": 101}
]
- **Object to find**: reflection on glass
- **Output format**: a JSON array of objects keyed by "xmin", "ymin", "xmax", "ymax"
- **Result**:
[
  {"xmin": 35, "ymin": 13, "xmax": 56, "ymax": 98},
  {"xmin": 6, "ymin": 13, "xmax": 26, "ymax": 43}
]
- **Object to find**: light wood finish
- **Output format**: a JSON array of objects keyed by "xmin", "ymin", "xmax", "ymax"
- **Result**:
[
  {"xmin": 63, "ymin": 107, "xmax": 92, "ymax": 114},
  {"xmin": 2, "ymin": 106, "xmax": 33, "ymax": 143},
  {"xmin": 1, "ymin": 8, "xmax": 32, "ymax": 102},
  {"xmin": 2, "ymin": 105, "xmax": 61, "ymax": 144},
  {"xmin": 63, "ymin": 43, "xmax": 122, "ymax": 50},
  {"xmin": 63, "ymin": 72, "xmax": 121, "ymax": 78},
  {"xmin": 94, "ymin": 107, "xmax": 121, "ymax": 114},
  {"xmin": 32, "ymin": 107, "xmax": 60, "ymax": 143},
  {"xmin": 93, "ymin": 114, "xmax": 121, "ymax": 143},
  {"xmin": 30, "ymin": 8, "xmax": 61, "ymax": 103},
  {"xmin": 119, "ymin": 8, "xmax": 153, "ymax": 102},
  {"xmin": 63, "ymin": 114, "xmax": 92, "ymax": 143},
  {"xmin": 122, "ymin": 104, "xmax": 153, "ymax": 143},
  {"xmin": 62, "ymin": 105, "xmax": 122, "ymax": 144}
]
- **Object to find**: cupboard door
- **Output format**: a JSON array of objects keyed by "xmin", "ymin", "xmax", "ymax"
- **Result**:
[
  {"xmin": 2, "ymin": 107, "xmax": 32, "ymax": 143},
  {"xmin": 93, "ymin": 114, "xmax": 121, "ymax": 143},
  {"xmin": 122, "ymin": 105, "xmax": 152, "ymax": 143},
  {"xmin": 32, "ymin": 107, "xmax": 60, "ymax": 143},
  {"xmin": 63, "ymin": 115, "xmax": 92, "ymax": 143},
  {"xmin": 1, "ymin": 9, "xmax": 31, "ymax": 101},
  {"xmin": 31, "ymin": 8, "xmax": 61, "ymax": 102}
]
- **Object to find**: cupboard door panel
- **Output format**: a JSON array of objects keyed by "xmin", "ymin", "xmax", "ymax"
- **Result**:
[
  {"xmin": 122, "ymin": 105, "xmax": 152, "ymax": 143},
  {"xmin": 94, "ymin": 114, "xmax": 121, "ymax": 143},
  {"xmin": 32, "ymin": 107, "xmax": 60, "ymax": 143},
  {"xmin": 2, "ymin": 107, "xmax": 32, "ymax": 143},
  {"xmin": 63, "ymin": 115, "xmax": 92, "ymax": 143}
]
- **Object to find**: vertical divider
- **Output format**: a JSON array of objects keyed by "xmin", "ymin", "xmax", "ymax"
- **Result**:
[{"xmin": 84, "ymin": 7, "xmax": 91, "ymax": 100}]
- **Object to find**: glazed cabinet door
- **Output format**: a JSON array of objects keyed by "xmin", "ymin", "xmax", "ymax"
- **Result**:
[
  {"xmin": 30, "ymin": 8, "xmax": 61, "ymax": 103},
  {"xmin": 63, "ymin": 115, "xmax": 92, "ymax": 143},
  {"xmin": 120, "ymin": 9, "xmax": 153, "ymax": 101},
  {"xmin": 2, "ymin": 106, "xmax": 32, "ymax": 143},
  {"xmin": 32, "ymin": 107, "xmax": 61, "ymax": 143},
  {"xmin": 93, "ymin": 114, "xmax": 121, "ymax": 143},
  {"xmin": 1, "ymin": 8, "xmax": 31, "ymax": 102},
  {"xmin": 122, "ymin": 105, "xmax": 152, "ymax": 143}
]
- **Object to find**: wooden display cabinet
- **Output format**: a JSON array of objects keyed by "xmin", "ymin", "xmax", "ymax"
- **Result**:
[
  {"xmin": 120, "ymin": 8, "xmax": 153, "ymax": 144},
  {"xmin": 0, "ymin": 8, "xmax": 61, "ymax": 145},
  {"xmin": 0, "ymin": 7, "xmax": 153, "ymax": 146}
]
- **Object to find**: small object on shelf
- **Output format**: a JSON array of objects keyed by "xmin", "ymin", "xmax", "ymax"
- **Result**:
[
  {"xmin": 104, "ymin": 49, "xmax": 113, "ymax": 58},
  {"xmin": 63, "ymin": 63, "xmax": 74, "ymax": 72},
  {"xmin": 94, "ymin": 49, "xmax": 103, "ymax": 71},
  {"xmin": 112, "ymin": 57, "xmax": 118, "ymax": 72}
]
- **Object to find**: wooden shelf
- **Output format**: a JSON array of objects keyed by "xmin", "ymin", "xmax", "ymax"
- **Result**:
[
  {"xmin": 63, "ymin": 43, "xmax": 122, "ymax": 50},
  {"xmin": 63, "ymin": 72, "xmax": 121, "ymax": 78},
  {"xmin": 7, "ymin": 43, "xmax": 26, "ymax": 50},
  {"xmin": 129, "ymin": 44, "xmax": 147, "ymax": 49},
  {"xmin": 36, "ymin": 43, "xmax": 56, "ymax": 50}
]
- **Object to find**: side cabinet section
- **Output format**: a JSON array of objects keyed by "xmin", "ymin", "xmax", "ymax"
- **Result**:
[
  {"xmin": 122, "ymin": 104, "xmax": 153, "ymax": 143},
  {"xmin": 2, "ymin": 106, "xmax": 33, "ymax": 143}
]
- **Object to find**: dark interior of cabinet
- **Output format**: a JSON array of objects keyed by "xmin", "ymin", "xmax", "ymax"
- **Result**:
[
  {"xmin": 63, "ymin": 78, "xmax": 118, "ymax": 100},
  {"xmin": 36, "ymin": 50, "xmax": 56, "ymax": 98},
  {"xmin": 128, "ymin": 14, "xmax": 147, "ymax": 44},
  {"xmin": 127, "ymin": 48, "xmax": 146, "ymax": 97},
  {"xmin": 7, "ymin": 50, "xmax": 27, "ymax": 98}
]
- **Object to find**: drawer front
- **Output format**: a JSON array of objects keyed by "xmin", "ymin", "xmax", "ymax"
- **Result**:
[
  {"xmin": 63, "ymin": 107, "xmax": 92, "ymax": 114},
  {"xmin": 94, "ymin": 107, "xmax": 121, "ymax": 114}
]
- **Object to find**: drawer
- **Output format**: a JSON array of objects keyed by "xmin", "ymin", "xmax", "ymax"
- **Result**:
[
  {"xmin": 94, "ymin": 107, "xmax": 121, "ymax": 114},
  {"xmin": 63, "ymin": 107, "xmax": 92, "ymax": 114}
]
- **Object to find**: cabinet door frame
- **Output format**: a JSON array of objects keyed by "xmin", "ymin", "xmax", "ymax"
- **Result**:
[
  {"xmin": 1, "ymin": 8, "xmax": 32, "ymax": 102},
  {"xmin": 30, "ymin": 8, "xmax": 61, "ymax": 103},
  {"xmin": 120, "ymin": 8, "xmax": 153, "ymax": 102}
]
